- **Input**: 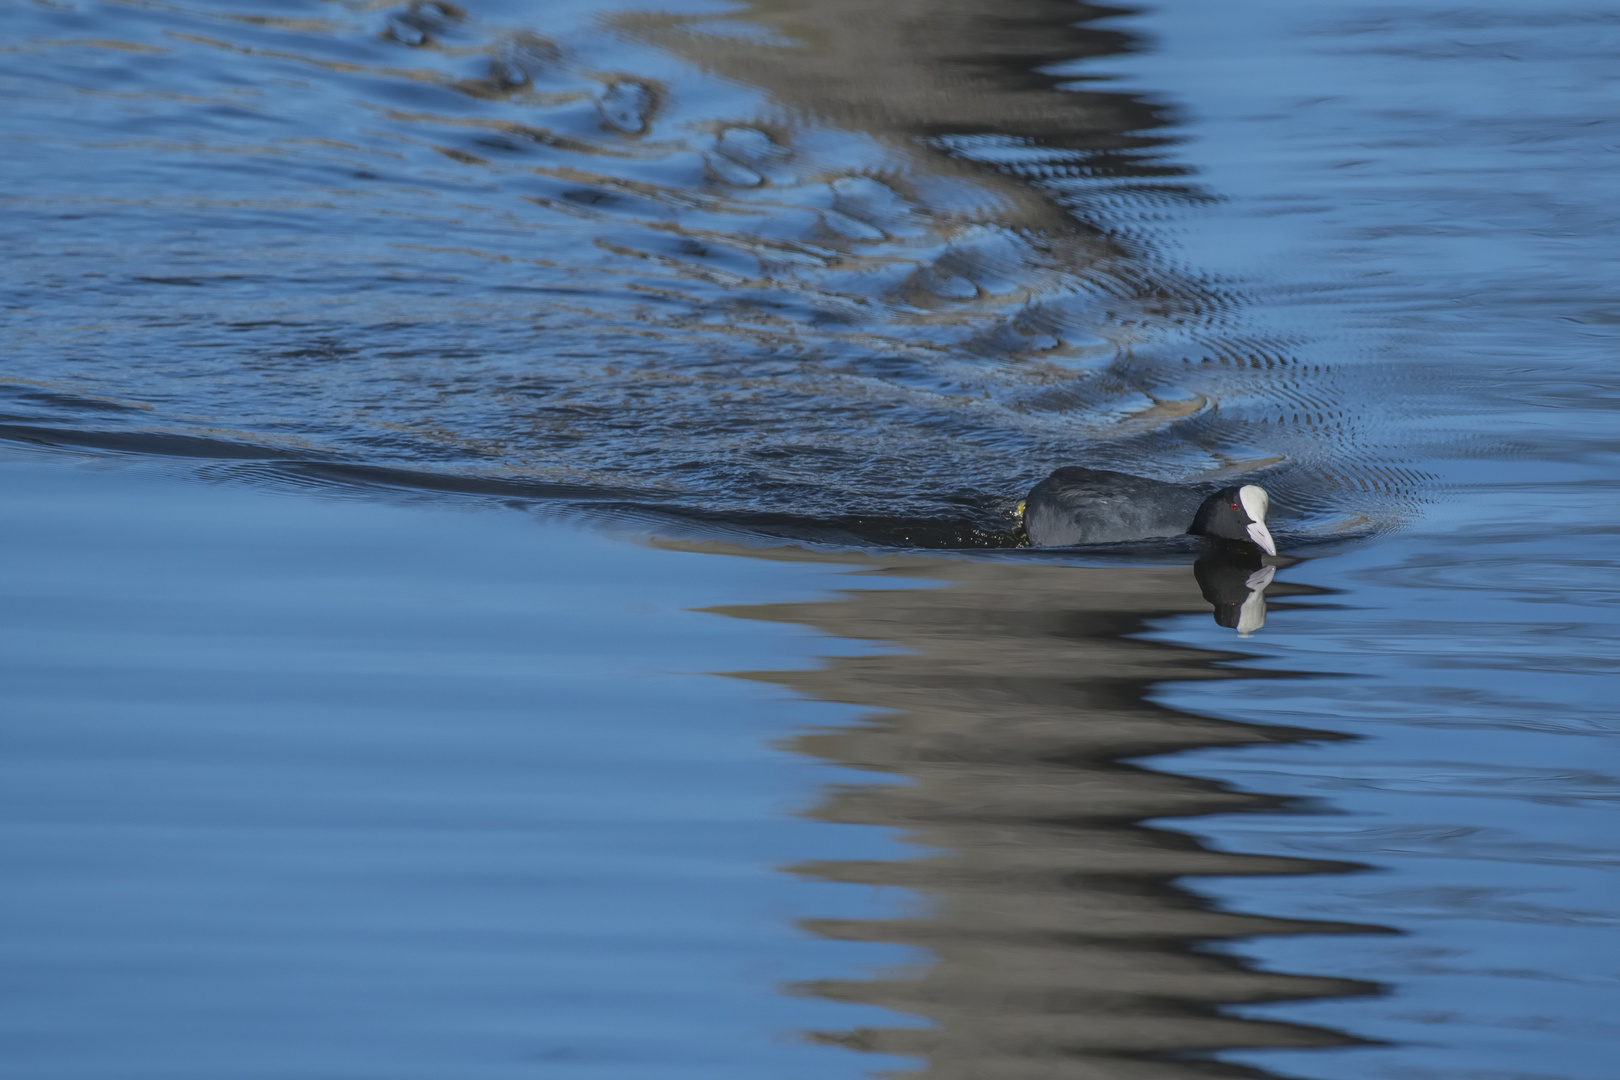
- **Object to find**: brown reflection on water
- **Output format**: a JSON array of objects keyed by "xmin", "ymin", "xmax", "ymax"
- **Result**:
[
  {"xmin": 696, "ymin": 549, "xmax": 1386, "ymax": 1078},
  {"xmin": 615, "ymin": 0, "xmax": 1414, "ymax": 535},
  {"xmin": 621, "ymin": 0, "xmax": 1181, "ymax": 223}
]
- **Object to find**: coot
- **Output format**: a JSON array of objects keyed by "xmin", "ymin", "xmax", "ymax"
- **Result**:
[{"xmin": 1021, "ymin": 466, "xmax": 1276, "ymax": 553}]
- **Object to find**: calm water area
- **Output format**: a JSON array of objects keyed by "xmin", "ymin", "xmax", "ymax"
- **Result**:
[{"xmin": 3, "ymin": 0, "xmax": 1618, "ymax": 1077}]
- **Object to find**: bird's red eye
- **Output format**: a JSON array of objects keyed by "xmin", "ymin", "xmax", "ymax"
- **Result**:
[{"xmin": 1230, "ymin": 502, "xmax": 1239, "ymax": 511}]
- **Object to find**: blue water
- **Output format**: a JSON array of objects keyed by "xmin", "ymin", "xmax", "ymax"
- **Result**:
[
  {"xmin": 1124, "ymin": 5, "xmax": 1620, "ymax": 1075},
  {"xmin": 0, "ymin": 452, "xmax": 919, "ymax": 1079},
  {"xmin": 1150, "ymin": 510, "xmax": 1620, "ymax": 1078},
  {"xmin": 3, "ymin": 0, "xmax": 1618, "ymax": 1077}
]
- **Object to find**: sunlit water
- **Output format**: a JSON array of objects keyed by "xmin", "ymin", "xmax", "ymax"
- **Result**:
[{"xmin": 3, "ymin": 0, "xmax": 1618, "ymax": 1077}]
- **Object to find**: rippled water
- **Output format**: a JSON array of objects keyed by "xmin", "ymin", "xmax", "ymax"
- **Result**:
[
  {"xmin": 4, "ymin": 0, "xmax": 1618, "ymax": 1077},
  {"xmin": 5, "ymin": 0, "xmax": 1428, "ymax": 544}
]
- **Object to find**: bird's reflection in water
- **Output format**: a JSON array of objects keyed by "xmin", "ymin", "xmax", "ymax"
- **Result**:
[
  {"xmin": 688, "ymin": 545, "xmax": 1384, "ymax": 1079},
  {"xmin": 1194, "ymin": 552, "xmax": 1278, "ymax": 636}
]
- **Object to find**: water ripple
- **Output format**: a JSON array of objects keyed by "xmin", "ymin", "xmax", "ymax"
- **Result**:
[{"xmin": 2, "ymin": 0, "xmax": 1417, "ymax": 545}]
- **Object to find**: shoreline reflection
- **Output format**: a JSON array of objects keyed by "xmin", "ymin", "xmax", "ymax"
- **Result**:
[{"xmin": 691, "ymin": 545, "xmax": 1385, "ymax": 1077}]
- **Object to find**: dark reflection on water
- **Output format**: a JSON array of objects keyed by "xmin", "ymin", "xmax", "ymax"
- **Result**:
[
  {"xmin": 691, "ymin": 547, "xmax": 1385, "ymax": 1076},
  {"xmin": 3, "ymin": 0, "xmax": 1411, "ymax": 544}
]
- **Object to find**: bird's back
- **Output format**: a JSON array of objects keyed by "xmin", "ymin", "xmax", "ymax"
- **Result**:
[{"xmin": 1024, "ymin": 467, "xmax": 1210, "ymax": 546}]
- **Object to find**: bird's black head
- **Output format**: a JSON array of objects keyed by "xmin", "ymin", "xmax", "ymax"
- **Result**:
[{"xmin": 1189, "ymin": 484, "xmax": 1276, "ymax": 555}]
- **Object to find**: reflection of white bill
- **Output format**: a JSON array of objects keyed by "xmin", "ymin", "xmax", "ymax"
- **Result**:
[{"xmin": 1238, "ymin": 565, "xmax": 1277, "ymax": 636}]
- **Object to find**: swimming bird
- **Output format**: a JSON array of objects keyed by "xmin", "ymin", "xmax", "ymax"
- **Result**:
[{"xmin": 1020, "ymin": 467, "xmax": 1276, "ymax": 553}]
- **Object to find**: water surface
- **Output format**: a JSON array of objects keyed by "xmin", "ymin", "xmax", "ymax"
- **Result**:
[{"xmin": 3, "ymin": 0, "xmax": 1618, "ymax": 1077}]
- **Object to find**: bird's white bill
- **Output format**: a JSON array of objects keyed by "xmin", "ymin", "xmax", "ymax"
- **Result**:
[
  {"xmin": 1246, "ymin": 520, "xmax": 1277, "ymax": 556},
  {"xmin": 1238, "ymin": 485, "xmax": 1269, "ymax": 522}
]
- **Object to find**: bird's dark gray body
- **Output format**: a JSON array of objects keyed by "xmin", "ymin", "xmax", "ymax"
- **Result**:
[{"xmin": 1023, "ymin": 467, "xmax": 1215, "ymax": 547}]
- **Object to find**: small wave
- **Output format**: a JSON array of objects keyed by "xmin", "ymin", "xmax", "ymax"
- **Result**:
[{"xmin": 3, "ymin": 0, "xmax": 1416, "ymax": 547}]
